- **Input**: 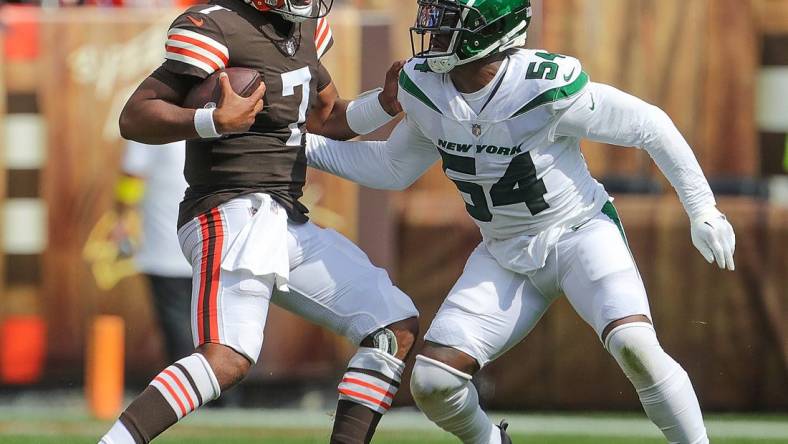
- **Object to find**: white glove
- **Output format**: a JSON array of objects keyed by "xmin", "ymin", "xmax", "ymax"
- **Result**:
[{"xmin": 690, "ymin": 207, "xmax": 736, "ymax": 271}]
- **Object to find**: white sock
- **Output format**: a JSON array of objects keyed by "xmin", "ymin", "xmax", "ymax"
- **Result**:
[
  {"xmin": 99, "ymin": 421, "xmax": 135, "ymax": 444},
  {"xmin": 606, "ymin": 323, "xmax": 708, "ymax": 444},
  {"xmin": 411, "ymin": 355, "xmax": 497, "ymax": 444}
]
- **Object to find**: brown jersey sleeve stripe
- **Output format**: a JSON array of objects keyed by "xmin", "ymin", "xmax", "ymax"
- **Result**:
[
  {"xmin": 166, "ymin": 45, "xmax": 222, "ymax": 71},
  {"xmin": 165, "ymin": 27, "xmax": 228, "ymax": 76},
  {"xmin": 168, "ymin": 33, "xmax": 229, "ymax": 65},
  {"xmin": 315, "ymin": 17, "xmax": 333, "ymax": 58},
  {"xmin": 173, "ymin": 362, "xmax": 204, "ymax": 405}
]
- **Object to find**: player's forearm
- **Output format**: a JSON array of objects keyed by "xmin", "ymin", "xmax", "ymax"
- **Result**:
[
  {"xmin": 306, "ymin": 134, "xmax": 408, "ymax": 189},
  {"xmin": 555, "ymin": 83, "xmax": 716, "ymax": 218},
  {"xmin": 308, "ymin": 87, "xmax": 399, "ymax": 141},
  {"xmin": 637, "ymin": 108, "xmax": 717, "ymax": 218},
  {"xmin": 307, "ymin": 98, "xmax": 358, "ymax": 141},
  {"xmin": 119, "ymin": 99, "xmax": 200, "ymax": 144}
]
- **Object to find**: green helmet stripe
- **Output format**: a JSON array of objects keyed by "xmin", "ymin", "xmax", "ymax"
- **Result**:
[
  {"xmin": 399, "ymin": 69, "xmax": 443, "ymax": 115},
  {"xmin": 511, "ymin": 71, "xmax": 589, "ymax": 118}
]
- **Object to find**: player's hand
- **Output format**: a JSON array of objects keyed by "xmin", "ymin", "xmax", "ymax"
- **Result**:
[
  {"xmin": 690, "ymin": 207, "xmax": 736, "ymax": 271},
  {"xmin": 379, "ymin": 60, "xmax": 405, "ymax": 116},
  {"xmin": 213, "ymin": 72, "xmax": 266, "ymax": 134}
]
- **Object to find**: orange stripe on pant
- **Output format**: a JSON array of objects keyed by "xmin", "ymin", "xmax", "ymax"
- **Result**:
[
  {"xmin": 196, "ymin": 208, "xmax": 224, "ymax": 345},
  {"xmin": 196, "ymin": 213, "xmax": 211, "ymax": 345}
]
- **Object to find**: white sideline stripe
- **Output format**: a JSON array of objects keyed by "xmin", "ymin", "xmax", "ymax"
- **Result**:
[
  {"xmin": 178, "ymin": 409, "xmax": 788, "ymax": 440},
  {"xmin": 3, "ymin": 199, "xmax": 47, "ymax": 254},
  {"xmin": 757, "ymin": 67, "xmax": 788, "ymax": 131},
  {"xmin": 4, "ymin": 114, "xmax": 47, "ymax": 169}
]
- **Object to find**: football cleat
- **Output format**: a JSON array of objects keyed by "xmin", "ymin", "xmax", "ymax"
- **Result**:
[
  {"xmin": 244, "ymin": 0, "xmax": 333, "ymax": 22},
  {"xmin": 498, "ymin": 419, "xmax": 513, "ymax": 444},
  {"xmin": 410, "ymin": 0, "xmax": 532, "ymax": 73}
]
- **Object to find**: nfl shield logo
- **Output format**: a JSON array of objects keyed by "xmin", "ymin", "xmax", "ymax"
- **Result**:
[
  {"xmin": 284, "ymin": 39, "xmax": 296, "ymax": 56},
  {"xmin": 472, "ymin": 123, "xmax": 482, "ymax": 137}
]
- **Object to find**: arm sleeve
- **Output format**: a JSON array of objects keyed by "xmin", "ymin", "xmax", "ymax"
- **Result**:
[
  {"xmin": 306, "ymin": 115, "xmax": 440, "ymax": 190},
  {"xmin": 554, "ymin": 82, "xmax": 716, "ymax": 219}
]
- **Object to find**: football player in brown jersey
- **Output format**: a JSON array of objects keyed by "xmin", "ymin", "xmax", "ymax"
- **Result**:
[{"xmin": 99, "ymin": 1, "xmax": 418, "ymax": 443}]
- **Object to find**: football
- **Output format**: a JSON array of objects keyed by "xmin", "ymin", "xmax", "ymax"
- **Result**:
[{"xmin": 183, "ymin": 67, "xmax": 263, "ymax": 109}]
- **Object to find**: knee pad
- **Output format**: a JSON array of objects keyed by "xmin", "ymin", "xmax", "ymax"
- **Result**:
[
  {"xmin": 337, "ymin": 347, "xmax": 405, "ymax": 414},
  {"xmin": 604, "ymin": 322, "xmax": 679, "ymax": 388},
  {"xmin": 410, "ymin": 355, "xmax": 472, "ymax": 407},
  {"xmin": 605, "ymin": 324, "xmax": 708, "ymax": 443}
]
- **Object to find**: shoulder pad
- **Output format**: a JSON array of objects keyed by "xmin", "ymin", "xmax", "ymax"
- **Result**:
[
  {"xmin": 508, "ymin": 49, "xmax": 589, "ymax": 118},
  {"xmin": 398, "ymin": 59, "xmax": 444, "ymax": 115}
]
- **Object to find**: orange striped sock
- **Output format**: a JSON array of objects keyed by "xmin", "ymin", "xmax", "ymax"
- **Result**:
[{"xmin": 99, "ymin": 353, "xmax": 220, "ymax": 444}]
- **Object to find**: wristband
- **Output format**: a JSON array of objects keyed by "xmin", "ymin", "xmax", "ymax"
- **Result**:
[
  {"xmin": 194, "ymin": 107, "xmax": 222, "ymax": 139},
  {"xmin": 346, "ymin": 88, "xmax": 397, "ymax": 135}
]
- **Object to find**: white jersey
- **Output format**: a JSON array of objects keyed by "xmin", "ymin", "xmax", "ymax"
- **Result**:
[
  {"xmin": 398, "ymin": 49, "xmax": 609, "ymax": 270},
  {"xmin": 306, "ymin": 49, "xmax": 716, "ymax": 274}
]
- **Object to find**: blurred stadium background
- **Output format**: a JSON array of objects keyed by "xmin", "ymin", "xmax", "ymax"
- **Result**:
[{"xmin": 0, "ymin": 0, "xmax": 786, "ymax": 442}]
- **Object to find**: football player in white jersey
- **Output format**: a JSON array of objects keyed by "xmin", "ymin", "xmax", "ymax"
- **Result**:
[{"xmin": 307, "ymin": 0, "xmax": 735, "ymax": 443}]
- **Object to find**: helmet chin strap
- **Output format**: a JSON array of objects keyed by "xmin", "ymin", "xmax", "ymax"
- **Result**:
[{"xmin": 427, "ymin": 53, "xmax": 459, "ymax": 74}]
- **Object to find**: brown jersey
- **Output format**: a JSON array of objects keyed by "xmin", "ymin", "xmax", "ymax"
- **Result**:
[{"xmin": 161, "ymin": 0, "xmax": 335, "ymax": 228}]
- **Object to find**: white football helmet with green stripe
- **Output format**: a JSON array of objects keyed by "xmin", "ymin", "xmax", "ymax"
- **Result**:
[{"xmin": 410, "ymin": 0, "xmax": 532, "ymax": 73}]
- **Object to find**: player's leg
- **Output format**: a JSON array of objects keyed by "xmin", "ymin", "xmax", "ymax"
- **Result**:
[
  {"xmin": 561, "ymin": 204, "xmax": 708, "ymax": 444},
  {"xmin": 409, "ymin": 244, "xmax": 557, "ymax": 444},
  {"xmin": 274, "ymin": 222, "xmax": 419, "ymax": 443},
  {"xmin": 146, "ymin": 274, "xmax": 193, "ymax": 362},
  {"xmin": 332, "ymin": 316, "xmax": 419, "ymax": 444},
  {"xmin": 100, "ymin": 203, "xmax": 272, "ymax": 444}
]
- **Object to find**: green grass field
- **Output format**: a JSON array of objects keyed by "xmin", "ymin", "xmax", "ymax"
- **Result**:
[{"xmin": 1, "ymin": 404, "xmax": 786, "ymax": 443}]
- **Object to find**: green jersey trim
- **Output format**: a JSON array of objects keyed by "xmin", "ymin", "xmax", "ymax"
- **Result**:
[
  {"xmin": 601, "ymin": 201, "xmax": 629, "ymax": 247},
  {"xmin": 511, "ymin": 71, "xmax": 590, "ymax": 118},
  {"xmin": 399, "ymin": 70, "xmax": 442, "ymax": 115}
]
